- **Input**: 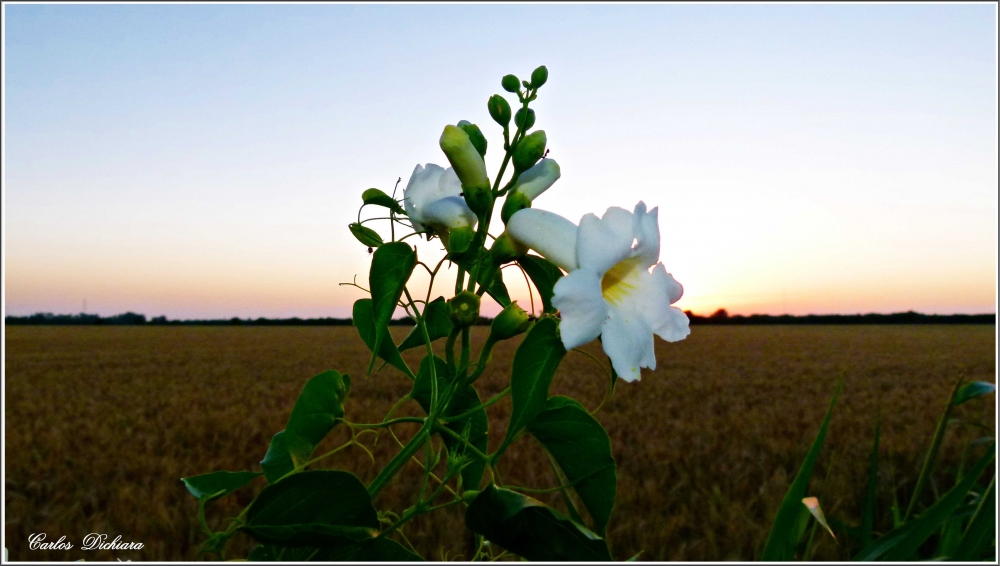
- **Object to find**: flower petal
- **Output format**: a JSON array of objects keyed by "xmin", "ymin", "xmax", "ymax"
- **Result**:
[
  {"xmin": 655, "ymin": 306, "xmax": 691, "ymax": 343},
  {"xmin": 601, "ymin": 304, "xmax": 656, "ymax": 383},
  {"xmin": 577, "ymin": 206, "xmax": 635, "ymax": 274},
  {"xmin": 632, "ymin": 201, "xmax": 660, "ymax": 267},
  {"xmin": 507, "ymin": 208, "xmax": 579, "ymax": 271},
  {"xmin": 403, "ymin": 164, "xmax": 462, "ymax": 231},
  {"xmin": 421, "ymin": 196, "xmax": 476, "ymax": 230},
  {"xmin": 551, "ymin": 268, "xmax": 607, "ymax": 350}
]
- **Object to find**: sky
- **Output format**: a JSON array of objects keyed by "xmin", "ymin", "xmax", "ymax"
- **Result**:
[{"xmin": 3, "ymin": 3, "xmax": 997, "ymax": 319}]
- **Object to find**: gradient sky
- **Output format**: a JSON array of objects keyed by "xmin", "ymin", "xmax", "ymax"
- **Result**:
[{"xmin": 4, "ymin": 4, "xmax": 997, "ymax": 319}]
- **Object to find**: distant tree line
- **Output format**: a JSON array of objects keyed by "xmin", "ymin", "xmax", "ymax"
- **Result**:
[
  {"xmin": 4, "ymin": 310, "xmax": 994, "ymax": 326},
  {"xmin": 685, "ymin": 309, "xmax": 995, "ymax": 325}
]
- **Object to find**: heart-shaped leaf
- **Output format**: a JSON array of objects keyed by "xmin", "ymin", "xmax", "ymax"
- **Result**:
[
  {"xmin": 284, "ymin": 370, "xmax": 351, "ymax": 468},
  {"xmin": 353, "ymin": 299, "xmax": 413, "ymax": 379},
  {"xmin": 368, "ymin": 242, "xmax": 417, "ymax": 373},
  {"xmin": 182, "ymin": 470, "xmax": 262, "ymax": 502},
  {"xmin": 527, "ymin": 396, "xmax": 616, "ymax": 535},
  {"xmin": 241, "ymin": 470, "xmax": 379, "ymax": 548},
  {"xmin": 517, "ymin": 254, "xmax": 563, "ymax": 313},
  {"xmin": 362, "ymin": 188, "xmax": 405, "ymax": 215},
  {"xmin": 497, "ymin": 317, "xmax": 566, "ymax": 458},
  {"xmin": 465, "ymin": 484, "xmax": 612, "ymax": 561},
  {"xmin": 397, "ymin": 297, "xmax": 453, "ymax": 353}
]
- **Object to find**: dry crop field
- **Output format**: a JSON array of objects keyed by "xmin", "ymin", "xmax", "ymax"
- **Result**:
[{"xmin": 4, "ymin": 324, "xmax": 995, "ymax": 561}]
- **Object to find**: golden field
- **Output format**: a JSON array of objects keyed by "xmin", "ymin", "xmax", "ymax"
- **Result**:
[{"xmin": 3, "ymin": 324, "xmax": 995, "ymax": 561}]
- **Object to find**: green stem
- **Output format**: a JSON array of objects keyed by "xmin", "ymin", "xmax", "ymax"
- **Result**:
[
  {"xmin": 368, "ymin": 427, "xmax": 431, "ymax": 497},
  {"xmin": 460, "ymin": 328, "xmax": 471, "ymax": 379},
  {"xmin": 346, "ymin": 417, "xmax": 425, "ymax": 429},
  {"xmin": 432, "ymin": 420, "xmax": 491, "ymax": 463}
]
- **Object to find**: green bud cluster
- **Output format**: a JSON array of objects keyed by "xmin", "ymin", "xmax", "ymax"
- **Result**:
[{"xmin": 448, "ymin": 291, "xmax": 482, "ymax": 327}]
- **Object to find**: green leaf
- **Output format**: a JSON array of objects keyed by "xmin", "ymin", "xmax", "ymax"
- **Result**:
[
  {"xmin": 410, "ymin": 356, "xmax": 488, "ymax": 489},
  {"xmin": 284, "ymin": 370, "xmax": 351, "ymax": 468},
  {"xmin": 182, "ymin": 470, "xmax": 261, "ymax": 502},
  {"xmin": 465, "ymin": 484, "xmax": 612, "ymax": 561},
  {"xmin": 368, "ymin": 242, "xmax": 417, "ymax": 373},
  {"xmin": 241, "ymin": 470, "xmax": 379, "ymax": 548},
  {"xmin": 904, "ymin": 379, "xmax": 963, "ymax": 521},
  {"xmin": 760, "ymin": 382, "xmax": 841, "ymax": 561},
  {"xmin": 953, "ymin": 381, "xmax": 996, "ymax": 406},
  {"xmin": 497, "ymin": 317, "xmax": 567, "ymax": 459},
  {"xmin": 517, "ymin": 254, "xmax": 563, "ymax": 313},
  {"xmin": 348, "ymin": 223, "xmax": 383, "ymax": 248},
  {"xmin": 527, "ymin": 396, "xmax": 617, "ymax": 535},
  {"xmin": 352, "ymin": 299, "xmax": 414, "ymax": 379},
  {"xmin": 361, "ymin": 188, "xmax": 405, "ymax": 215},
  {"xmin": 860, "ymin": 405, "xmax": 881, "ymax": 548},
  {"xmin": 246, "ymin": 545, "xmax": 318, "ymax": 561},
  {"xmin": 879, "ymin": 443, "xmax": 995, "ymax": 561},
  {"xmin": 954, "ymin": 475, "xmax": 996, "ymax": 561},
  {"xmin": 261, "ymin": 431, "xmax": 295, "ymax": 484},
  {"xmin": 313, "ymin": 537, "xmax": 424, "ymax": 561},
  {"xmin": 397, "ymin": 297, "xmax": 453, "ymax": 353}
]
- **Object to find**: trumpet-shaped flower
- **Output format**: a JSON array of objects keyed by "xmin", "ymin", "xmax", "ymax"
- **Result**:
[
  {"xmin": 403, "ymin": 163, "xmax": 477, "ymax": 234},
  {"xmin": 507, "ymin": 202, "xmax": 689, "ymax": 382}
]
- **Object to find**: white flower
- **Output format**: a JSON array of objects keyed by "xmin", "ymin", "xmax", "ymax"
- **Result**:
[
  {"xmin": 512, "ymin": 158, "xmax": 560, "ymax": 200},
  {"xmin": 507, "ymin": 202, "xmax": 689, "ymax": 382},
  {"xmin": 403, "ymin": 163, "xmax": 477, "ymax": 234}
]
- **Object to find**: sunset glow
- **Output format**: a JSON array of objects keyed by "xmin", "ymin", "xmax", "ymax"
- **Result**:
[{"xmin": 4, "ymin": 4, "xmax": 996, "ymax": 319}]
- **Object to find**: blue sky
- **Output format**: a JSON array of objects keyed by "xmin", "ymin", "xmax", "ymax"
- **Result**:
[{"xmin": 4, "ymin": 4, "xmax": 997, "ymax": 318}]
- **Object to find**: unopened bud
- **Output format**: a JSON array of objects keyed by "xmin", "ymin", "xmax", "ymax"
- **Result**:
[
  {"xmin": 440, "ymin": 125, "xmax": 492, "ymax": 216},
  {"xmin": 440, "ymin": 125, "xmax": 490, "ymax": 191},
  {"xmin": 457, "ymin": 120, "xmax": 487, "ymax": 158},
  {"xmin": 514, "ymin": 108, "xmax": 535, "ymax": 132},
  {"xmin": 490, "ymin": 231, "xmax": 527, "ymax": 264},
  {"xmin": 512, "ymin": 130, "xmax": 546, "ymax": 173},
  {"xmin": 489, "ymin": 301, "xmax": 532, "ymax": 342},
  {"xmin": 448, "ymin": 291, "xmax": 481, "ymax": 327},
  {"xmin": 511, "ymin": 158, "xmax": 559, "ymax": 201},
  {"xmin": 488, "ymin": 95, "xmax": 512, "ymax": 127},
  {"xmin": 501, "ymin": 191, "xmax": 532, "ymax": 225},
  {"xmin": 501, "ymin": 74, "xmax": 520, "ymax": 93},
  {"xmin": 530, "ymin": 65, "xmax": 548, "ymax": 88}
]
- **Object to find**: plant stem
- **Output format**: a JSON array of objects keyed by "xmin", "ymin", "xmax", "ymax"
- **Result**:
[{"xmin": 443, "ymin": 386, "xmax": 509, "ymax": 424}]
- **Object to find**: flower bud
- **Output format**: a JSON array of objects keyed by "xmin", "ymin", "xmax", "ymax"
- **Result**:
[
  {"xmin": 448, "ymin": 291, "xmax": 481, "ymax": 327},
  {"xmin": 501, "ymin": 190, "xmax": 531, "ymax": 225},
  {"xmin": 457, "ymin": 120, "xmax": 487, "ymax": 158},
  {"xmin": 501, "ymin": 74, "xmax": 520, "ymax": 93},
  {"xmin": 510, "ymin": 158, "xmax": 559, "ymax": 201},
  {"xmin": 530, "ymin": 65, "xmax": 548, "ymax": 88},
  {"xmin": 512, "ymin": 130, "xmax": 547, "ymax": 173},
  {"xmin": 440, "ymin": 125, "xmax": 492, "ymax": 216},
  {"xmin": 490, "ymin": 231, "xmax": 527, "ymax": 264},
  {"xmin": 445, "ymin": 225, "xmax": 475, "ymax": 254},
  {"xmin": 487, "ymin": 95, "xmax": 512, "ymax": 127},
  {"xmin": 514, "ymin": 108, "xmax": 535, "ymax": 131},
  {"xmin": 489, "ymin": 301, "xmax": 532, "ymax": 342},
  {"xmin": 439, "ymin": 125, "xmax": 489, "ymax": 190}
]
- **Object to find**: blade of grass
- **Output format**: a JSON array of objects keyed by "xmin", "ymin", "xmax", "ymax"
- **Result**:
[
  {"xmin": 860, "ymin": 401, "xmax": 881, "ymax": 549},
  {"xmin": 903, "ymin": 377, "xmax": 963, "ymax": 522},
  {"xmin": 760, "ymin": 380, "xmax": 842, "ymax": 561},
  {"xmin": 953, "ymin": 474, "xmax": 996, "ymax": 561},
  {"xmin": 881, "ymin": 442, "xmax": 995, "ymax": 561}
]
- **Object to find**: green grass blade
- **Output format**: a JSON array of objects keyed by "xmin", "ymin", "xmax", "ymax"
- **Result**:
[
  {"xmin": 903, "ymin": 378, "xmax": 963, "ymax": 521},
  {"xmin": 860, "ymin": 402, "xmax": 881, "ymax": 548},
  {"xmin": 760, "ymin": 381, "xmax": 841, "ymax": 561},
  {"xmin": 953, "ymin": 474, "xmax": 996, "ymax": 561},
  {"xmin": 881, "ymin": 442, "xmax": 995, "ymax": 561}
]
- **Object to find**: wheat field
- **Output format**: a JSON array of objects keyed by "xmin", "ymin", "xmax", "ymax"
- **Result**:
[{"xmin": 3, "ymin": 324, "xmax": 995, "ymax": 561}]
